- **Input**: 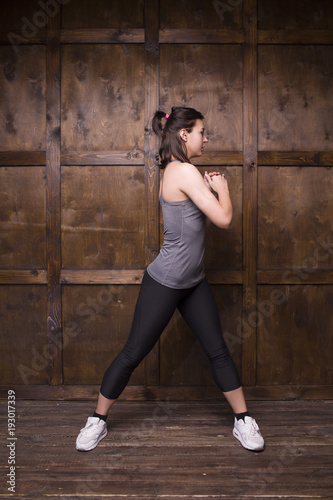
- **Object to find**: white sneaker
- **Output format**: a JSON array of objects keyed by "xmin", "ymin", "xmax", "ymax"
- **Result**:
[
  {"xmin": 233, "ymin": 416, "xmax": 264, "ymax": 451},
  {"xmin": 76, "ymin": 417, "xmax": 107, "ymax": 451}
]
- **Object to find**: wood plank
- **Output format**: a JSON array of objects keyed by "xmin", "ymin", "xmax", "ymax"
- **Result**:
[
  {"xmin": 194, "ymin": 151, "xmax": 243, "ymax": 166},
  {"xmin": 60, "ymin": 28, "xmax": 145, "ymax": 43},
  {"xmin": 258, "ymin": 29, "xmax": 333, "ymax": 44},
  {"xmin": 0, "ymin": 269, "xmax": 47, "ymax": 284},
  {"xmin": 257, "ymin": 269, "xmax": 333, "ymax": 285},
  {"xmin": 258, "ymin": 151, "xmax": 333, "ymax": 166},
  {"xmin": 60, "ymin": 150, "xmax": 144, "ymax": 165},
  {"xmin": 46, "ymin": 11, "xmax": 62, "ymax": 386},
  {"xmin": 61, "ymin": 269, "xmax": 144, "ymax": 285},
  {"xmin": 242, "ymin": 0, "xmax": 258, "ymax": 387},
  {"xmin": 144, "ymin": 0, "xmax": 160, "ymax": 387},
  {"xmin": 159, "ymin": 28, "xmax": 244, "ymax": 43},
  {"xmin": 0, "ymin": 151, "xmax": 46, "ymax": 165}
]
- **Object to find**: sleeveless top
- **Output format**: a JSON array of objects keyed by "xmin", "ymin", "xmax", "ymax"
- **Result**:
[{"xmin": 147, "ymin": 162, "xmax": 206, "ymax": 289}]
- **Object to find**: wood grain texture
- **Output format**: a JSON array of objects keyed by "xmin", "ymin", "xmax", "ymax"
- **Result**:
[
  {"xmin": 258, "ymin": 45, "xmax": 333, "ymax": 151},
  {"xmin": 46, "ymin": 11, "xmax": 62, "ymax": 386},
  {"xmin": 61, "ymin": 44, "xmax": 145, "ymax": 151},
  {"xmin": 0, "ymin": 167, "xmax": 46, "ymax": 267},
  {"xmin": 0, "ymin": 285, "xmax": 48, "ymax": 385},
  {"xmin": 160, "ymin": 0, "xmax": 243, "ymax": 29},
  {"xmin": 258, "ymin": 166, "xmax": 333, "ymax": 269},
  {"xmin": 0, "ymin": 399, "xmax": 332, "ymax": 498},
  {"xmin": 60, "ymin": 28, "xmax": 145, "ymax": 43},
  {"xmin": 257, "ymin": 285, "xmax": 333, "ymax": 386},
  {"xmin": 242, "ymin": 0, "xmax": 258, "ymax": 386},
  {"xmin": 61, "ymin": 0, "xmax": 144, "ymax": 29},
  {"xmin": 258, "ymin": 0, "xmax": 333, "ymax": 30},
  {"xmin": 160, "ymin": 44, "xmax": 243, "ymax": 152},
  {"xmin": 0, "ymin": 46, "xmax": 46, "ymax": 151},
  {"xmin": 61, "ymin": 166, "xmax": 145, "ymax": 269}
]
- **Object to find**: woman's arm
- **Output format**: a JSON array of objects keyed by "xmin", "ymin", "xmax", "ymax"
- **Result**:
[{"xmin": 179, "ymin": 163, "xmax": 233, "ymax": 229}]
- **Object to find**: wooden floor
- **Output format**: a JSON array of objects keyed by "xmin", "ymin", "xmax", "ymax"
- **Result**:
[{"xmin": 0, "ymin": 399, "xmax": 332, "ymax": 499}]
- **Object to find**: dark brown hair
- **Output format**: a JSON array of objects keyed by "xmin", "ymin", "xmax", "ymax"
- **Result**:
[{"xmin": 152, "ymin": 106, "xmax": 204, "ymax": 169}]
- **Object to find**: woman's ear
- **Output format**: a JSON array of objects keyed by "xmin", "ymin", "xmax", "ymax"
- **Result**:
[{"xmin": 179, "ymin": 128, "xmax": 187, "ymax": 142}]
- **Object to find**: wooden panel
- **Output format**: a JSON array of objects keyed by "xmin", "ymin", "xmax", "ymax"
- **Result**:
[
  {"xmin": 60, "ymin": 150, "xmax": 144, "ymax": 165},
  {"xmin": 0, "ymin": 285, "xmax": 48, "ymax": 384},
  {"xmin": 62, "ymin": 0, "xmax": 144, "ymax": 29},
  {"xmin": 0, "ymin": 46, "xmax": 46, "ymax": 151},
  {"xmin": 201, "ymin": 166, "xmax": 242, "ymax": 271},
  {"xmin": 258, "ymin": 167, "xmax": 333, "ymax": 270},
  {"xmin": 0, "ymin": 151, "xmax": 46, "ymax": 165},
  {"xmin": 258, "ymin": 151, "xmax": 333, "ymax": 166},
  {"xmin": 0, "ymin": 167, "xmax": 46, "ymax": 267},
  {"xmin": 0, "ymin": 0, "xmax": 47, "ymax": 40},
  {"xmin": 62, "ymin": 284, "xmax": 144, "ymax": 385},
  {"xmin": 258, "ymin": 46, "xmax": 333, "ymax": 151},
  {"xmin": 160, "ymin": 0, "xmax": 243, "ymax": 29},
  {"xmin": 257, "ymin": 285, "xmax": 333, "ymax": 385},
  {"xmin": 61, "ymin": 166, "xmax": 145, "ymax": 269},
  {"xmin": 160, "ymin": 45, "xmax": 243, "ymax": 151},
  {"xmin": 160, "ymin": 286, "xmax": 243, "ymax": 386},
  {"xmin": 258, "ymin": 0, "xmax": 333, "ymax": 30},
  {"xmin": 159, "ymin": 29, "xmax": 244, "ymax": 44},
  {"xmin": 61, "ymin": 44, "xmax": 145, "ymax": 151},
  {"xmin": 60, "ymin": 29, "xmax": 145, "ymax": 44}
]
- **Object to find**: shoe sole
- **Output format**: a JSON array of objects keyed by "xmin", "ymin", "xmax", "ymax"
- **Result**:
[
  {"xmin": 232, "ymin": 428, "xmax": 264, "ymax": 452},
  {"xmin": 76, "ymin": 428, "xmax": 107, "ymax": 452}
]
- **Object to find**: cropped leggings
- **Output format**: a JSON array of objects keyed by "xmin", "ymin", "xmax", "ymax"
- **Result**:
[{"xmin": 100, "ymin": 271, "xmax": 241, "ymax": 399}]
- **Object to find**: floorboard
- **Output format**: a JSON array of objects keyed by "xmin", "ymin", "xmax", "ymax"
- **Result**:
[{"xmin": 0, "ymin": 400, "xmax": 332, "ymax": 499}]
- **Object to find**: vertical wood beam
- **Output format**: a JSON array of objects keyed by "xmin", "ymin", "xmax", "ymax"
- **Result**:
[
  {"xmin": 46, "ymin": 11, "xmax": 62, "ymax": 385},
  {"xmin": 144, "ymin": 0, "xmax": 160, "ymax": 386},
  {"xmin": 242, "ymin": 0, "xmax": 258, "ymax": 386}
]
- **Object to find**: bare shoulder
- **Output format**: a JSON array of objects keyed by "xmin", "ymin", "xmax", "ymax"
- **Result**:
[{"xmin": 178, "ymin": 162, "xmax": 203, "ymax": 183}]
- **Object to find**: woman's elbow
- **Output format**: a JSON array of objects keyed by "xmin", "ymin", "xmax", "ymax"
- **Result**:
[{"xmin": 216, "ymin": 214, "xmax": 232, "ymax": 229}]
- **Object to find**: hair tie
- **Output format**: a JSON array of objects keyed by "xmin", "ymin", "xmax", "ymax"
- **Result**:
[{"xmin": 165, "ymin": 114, "xmax": 170, "ymax": 120}]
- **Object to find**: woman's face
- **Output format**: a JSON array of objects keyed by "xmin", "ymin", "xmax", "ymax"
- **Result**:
[{"xmin": 182, "ymin": 119, "xmax": 208, "ymax": 159}]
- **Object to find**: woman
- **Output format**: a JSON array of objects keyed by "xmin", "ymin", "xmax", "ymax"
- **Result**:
[{"xmin": 76, "ymin": 106, "xmax": 264, "ymax": 452}]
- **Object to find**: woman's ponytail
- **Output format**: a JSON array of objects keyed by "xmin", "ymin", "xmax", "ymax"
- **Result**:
[{"xmin": 152, "ymin": 110, "xmax": 167, "ymax": 139}]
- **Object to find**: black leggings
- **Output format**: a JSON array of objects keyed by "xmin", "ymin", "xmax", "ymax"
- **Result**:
[{"xmin": 100, "ymin": 271, "xmax": 241, "ymax": 399}]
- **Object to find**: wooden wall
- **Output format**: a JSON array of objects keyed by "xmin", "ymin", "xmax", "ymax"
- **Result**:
[{"xmin": 0, "ymin": 0, "xmax": 332, "ymax": 401}]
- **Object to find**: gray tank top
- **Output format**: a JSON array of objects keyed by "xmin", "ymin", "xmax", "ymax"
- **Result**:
[{"xmin": 147, "ymin": 164, "xmax": 206, "ymax": 289}]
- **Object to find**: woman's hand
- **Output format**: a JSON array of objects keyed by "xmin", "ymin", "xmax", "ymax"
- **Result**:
[{"xmin": 204, "ymin": 171, "xmax": 229, "ymax": 195}]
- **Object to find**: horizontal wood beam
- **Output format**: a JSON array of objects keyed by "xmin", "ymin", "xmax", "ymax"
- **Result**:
[
  {"xmin": 61, "ymin": 269, "xmax": 144, "ymax": 284},
  {"xmin": 258, "ymin": 151, "xmax": 333, "ymax": 166},
  {"xmin": 194, "ymin": 152, "xmax": 243, "ymax": 166},
  {"xmin": 159, "ymin": 29, "xmax": 244, "ymax": 44},
  {"xmin": 0, "ymin": 151, "xmax": 46, "ymax": 166},
  {"xmin": 257, "ymin": 269, "xmax": 333, "ymax": 285},
  {"xmin": 0, "ymin": 384, "xmax": 332, "ymax": 401},
  {"xmin": 0, "ymin": 269, "xmax": 47, "ymax": 284},
  {"xmin": 60, "ymin": 150, "xmax": 145, "ymax": 165},
  {"xmin": 258, "ymin": 29, "xmax": 333, "ymax": 45},
  {"xmin": 60, "ymin": 28, "xmax": 145, "ymax": 43}
]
